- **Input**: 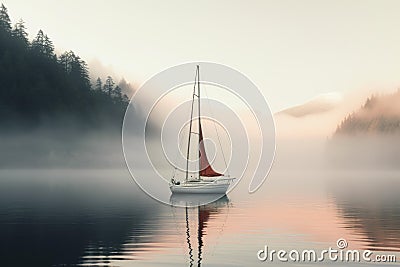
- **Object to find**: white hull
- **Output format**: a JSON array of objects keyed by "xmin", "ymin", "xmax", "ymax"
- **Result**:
[
  {"xmin": 170, "ymin": 177, "xmax": 234, "ymax": 194},
  {"xmin": 170, "ymin": 183, "xmax": 229, "ymax": 194}
]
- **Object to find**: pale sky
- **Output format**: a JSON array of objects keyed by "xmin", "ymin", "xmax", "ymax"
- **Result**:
[{"xmin": 4, "ymin": 0, "xmax": 400, "ymax": 112}]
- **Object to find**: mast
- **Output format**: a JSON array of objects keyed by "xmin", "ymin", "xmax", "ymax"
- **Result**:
[
  {"xmin": 185, "ymin": 66, "xmax": 198, "ymax": 181},
  {"xmin": 197, "ymin": 65, "xmax": 201, "ymax": 180}
]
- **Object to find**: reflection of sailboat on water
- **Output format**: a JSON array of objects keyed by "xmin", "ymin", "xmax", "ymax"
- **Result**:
[
  {"xmin": 170, "ymin": 195, "xmax": 230, "ymax": 266},
  {"xmin": 170, "ymin": 65, "xmax": 235, "ymax": 194}
]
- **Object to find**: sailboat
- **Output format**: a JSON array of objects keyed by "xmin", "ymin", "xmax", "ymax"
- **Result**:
[{"xmin": 169, "ymin": 65, "xmax": 235, "ymax": 194}]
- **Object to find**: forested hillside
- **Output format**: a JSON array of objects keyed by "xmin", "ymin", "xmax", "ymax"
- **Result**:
[
  {"xmin": 335, "ymin": 90, "xmax": 400, "ymax": 136},
  {"xmin": 0, "ymin": 4, "xmax": 129, "ymax": 130}
]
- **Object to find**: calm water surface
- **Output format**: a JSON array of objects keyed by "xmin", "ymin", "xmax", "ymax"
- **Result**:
[{"xmin": 0, "ymin": 168, "xmax": 399, "ymax": 266}]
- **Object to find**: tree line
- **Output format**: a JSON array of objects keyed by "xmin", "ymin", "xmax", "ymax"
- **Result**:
[
  {"xmin": 0, "ymin": 4, "xmax": 130, "ymax": 130},
  {"xmin": 335, "ymin": 90, "xmax": 400, "ymax": 135}
]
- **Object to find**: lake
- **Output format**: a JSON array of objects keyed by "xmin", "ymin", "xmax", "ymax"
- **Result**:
[{"xmin": 0, "ymin": 168, "xmax": 399, "ymax": 266}]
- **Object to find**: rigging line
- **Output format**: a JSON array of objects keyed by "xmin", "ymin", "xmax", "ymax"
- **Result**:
[
  {"xmin": 171, "ymin": 127, "xmax": 186, "ymax": 179},
  {"xmin": 172, "ymin": 96, "xmax": 193, "ymax": 179},
  {"xmin": 203, "ymin": 86, "xmax": 230, "ymax": 176}
]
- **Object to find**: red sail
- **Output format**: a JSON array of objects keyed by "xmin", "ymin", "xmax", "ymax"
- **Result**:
[{"xmin": 199, "ymin": 122, "xmax": 223, "ymax": 177}]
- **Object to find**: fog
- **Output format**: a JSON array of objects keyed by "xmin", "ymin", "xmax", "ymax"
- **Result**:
[
  {"xmin": 273, "ymin": 88, "xmax": 400, "ymax": 171},
  {"xmin": 271, "ymin": 135, "xmax": 400, "ymax": 173},
  {"xmin": 0, "ymin": 128, "xmax": 125, "ymax": 168},
  {"xmin": 275, "ymin": 89, "xmax": 388, "ymax": 138},
  {"xmin": 0, "ymin": 85, "xmax": 399, "ymax": 266},
  {"xmin": 326, "ymin": 135, "xmax": 400, "ymax": 170},
  {"xmin": 1, "ymin": 127, "xmax": 397, "ymax": 174},
  {"xmin": 1, "ymin": 85, "xmax": 398, "ymax": 173}
]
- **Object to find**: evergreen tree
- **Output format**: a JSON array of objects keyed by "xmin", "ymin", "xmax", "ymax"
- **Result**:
[
  {"xmin": 95, "ymin": 77, "xmax": 102, "ymax": 91},
  {"xmin": 0, "ymin": 4, "xmax": 11, "ymax": 32},
  {"xmin": 43, "ymin": 34, "xmax": 55, "ymax": 58},
  {"xmin": 122, "ymin": 94, "xmax": 129, "ymax": 104},
  {"xmin": 59, "ymin": 50, "xmax": 74, "ymax": 73},
  {"xmin": 31, "ymin": 29, "xmax": 45, "ymax": 54},
  {"xmin": 70, "ymin": 54, "xmax": 90, "ymax": 89},
  {"xmin": 103, "ymin": 76, "xmax": 114, "ymax": 96},
  {"xmin": 59, "ymin": 50, "xmax": 90, "ymax": 90},
  {"xmin": 113, "ymin": 85, "xmax": 122, "ymax": 100},
  {"xmin": 31, "ymin": 30, "xmax": 54, "ymax": 58},
  {"xmin": 12, "ymin": 19, "xmax": 28, "ymax": 44}
]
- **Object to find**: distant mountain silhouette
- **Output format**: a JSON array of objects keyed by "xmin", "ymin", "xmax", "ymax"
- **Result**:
[
  {"xmin": 0, "ymin": 4, "xmax": 129, "ymax": 130},
  {"xmin": 335, "ymin": 90, "xmax": 400, "ymax": 135},
  {"xmin": 277, "ymin": 92, "xmax": 342, "ymax": 117}
]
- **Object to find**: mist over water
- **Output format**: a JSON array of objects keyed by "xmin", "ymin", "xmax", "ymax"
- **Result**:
[
  {"xmin": 327, "ymin": 135, "xmax": 400, "ymax": 170},
  {"xmin": 0, "ymin": 130, "xmax": 125, "ymax": 168},
  {"xmin": 0, "ymin": 127, "xmax": 399, "ymax": 266},
  {"xmin": 273, "ymin": 135, "xmax": 400, "ymax": 172},
  {"xmin": 0, "ymin": 84, "xmax": 399, "ymax": 266}
]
